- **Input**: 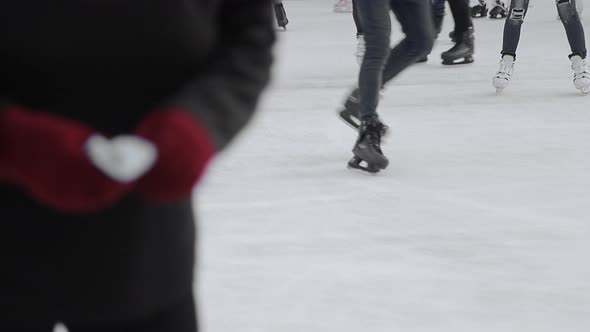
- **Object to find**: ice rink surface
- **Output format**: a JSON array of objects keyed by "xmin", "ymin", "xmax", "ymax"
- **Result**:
[{"xmin": 198, "ymin": 1, "xmax": 590, "ymax": 331}]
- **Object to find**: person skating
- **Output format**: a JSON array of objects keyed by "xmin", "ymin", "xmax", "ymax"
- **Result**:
[
  {"xmin": 339, "ymin": 0, "xmax": 434, "ymax": 173},
  {"xmin": 492, "ymin": 0, "xmax": 590, "ymax": 94},
  {"xmin": 0, "ymin": 0, "xmax": 275, "ymax": 331}
]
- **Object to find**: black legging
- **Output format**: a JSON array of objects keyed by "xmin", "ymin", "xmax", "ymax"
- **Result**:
[
  {"xmin": 5, "ymin": 295, "xmax": 197, "ymax": 332},
  {"xmin": 447, "ymin": 0, "xmax": 472, "ymax": 34}
]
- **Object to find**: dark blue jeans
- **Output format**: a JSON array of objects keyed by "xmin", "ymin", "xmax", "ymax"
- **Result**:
[
  {"xmin": 432, "ymin": 0, "xmax": 446, "ymax": 17},
  {"xmin": 355, "ymin": 0, "xmax": 434, "ymax": 121}
]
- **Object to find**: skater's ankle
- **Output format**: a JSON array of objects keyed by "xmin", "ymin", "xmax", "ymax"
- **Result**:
[{"xmin": 501, "ymin": 52, "xmax": 516, "ymax": 61}]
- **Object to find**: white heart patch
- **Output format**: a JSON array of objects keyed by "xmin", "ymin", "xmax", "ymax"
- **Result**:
[{"xmin": 85, "ymin": 134, "xmax": 158, "ymax": 183}]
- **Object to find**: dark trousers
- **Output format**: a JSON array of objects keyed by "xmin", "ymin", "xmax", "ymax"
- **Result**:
[
  {"xmin": 432, "ymin": 0, "xmax": 446, "ymax": 17},
  {"xmin": 4, "ymin": 295, "xmax": 197, "ymax": 332},
  {"xmin": 447, "ymin": 0, "xmax": 472, "ymax": 33},
  {"xmin": 502, "ymin": 0, "xmax": 586, "ymax": 58},
  {"xmin": 355, "ymin": 0, "xmax": 434, "ymax": 121}
]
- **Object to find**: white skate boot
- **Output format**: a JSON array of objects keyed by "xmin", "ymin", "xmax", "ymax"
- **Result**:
[
  {"xmin": 571, "ymin": 55, "xmax": 590, "ymax": 94},
  {"xmin": 492, "ymin": 54, "xmax": 515, "ymax": 94}
]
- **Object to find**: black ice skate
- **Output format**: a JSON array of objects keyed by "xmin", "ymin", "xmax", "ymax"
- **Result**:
[
  {"xmin": 488, "ymin": 0, "xmax": 508, "ymax": 18},
  {"xmin": 441, "ymin": 28, "xmax": 474, "ymax": 65},
  {"xmin": 274, "ymin": 3, "xmax": 289, "ymax": 30},
  {"xmin": 338, "ymin": 89, "xmax": 389, "ymax": 136},
  {"xmin": 471, "ymin": 0, "xmax": 489, "ymax": 17},
  {"xmin": 348, "ymin": 119, "xmax": 389, "ymax": 174},
  {"xmin": 338, "ymin": 88, "xmax": 361, "ymax": 130}
]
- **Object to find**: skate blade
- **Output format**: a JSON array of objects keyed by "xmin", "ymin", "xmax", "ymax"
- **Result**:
[
  {"xmin": 495, "ymin": 88, "xmax": 504, "ymax": 95},
  {"xmin": 442, "ymin": 56, "xmax": 474, "ymax": 65},
  {"xmin": 338, "ymin": 109, "xmax": 361, "ymax": 130}
]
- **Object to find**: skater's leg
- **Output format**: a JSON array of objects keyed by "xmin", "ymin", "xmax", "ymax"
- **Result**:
[
  {"xmin": 556, "ymin": 0, "xmax": 587, "ymax": 58},
  {"xmin": 69, "ymin": 295, "xmax": 197, "ymax": 332},
  {"xmin": 352, "ymin": 0, "xmax": 363, "ymax": 35},
  {"xmin": 432, "ymin": 0, "xmax": 446, "ymax": 37},
  {"xmin": 447, "ymin": 0, "xmax": 473, "ymax": 34},
  {"xmin": 382, "ymin": 0, "xmax": 434, "ymax": 82},
  {"xmin": 501, "ymin": 0, "xmax": 530, "ymax": 57},
  {"xmin": 355, "ymin": 0, "xmax": 392, "ymax": 121}
]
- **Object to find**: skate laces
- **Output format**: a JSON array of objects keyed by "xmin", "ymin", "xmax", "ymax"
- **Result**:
[
  {"xmin": 571, "ymin": 57, "xmax": 590, "ymax": 79},
  {"xmin": 360, "ymin": 121, "xmax": 386, "ymax": 153},
  {"xmin": 496, "ymin": 56, "xmax": 514, "ymax": 78}
]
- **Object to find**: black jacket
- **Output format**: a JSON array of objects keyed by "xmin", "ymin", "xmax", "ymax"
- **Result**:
[{"xmin": 0, "ymin": 0, "xmax": 274, "ymax": 325}]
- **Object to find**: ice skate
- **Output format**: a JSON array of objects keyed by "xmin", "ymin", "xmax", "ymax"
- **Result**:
[
  {"xmin": 441, "ymin": 28, "xmax": 474, "ymax": 65},
  {"xmin": 338, "ymin": 89, "xmax": 361, "ymax": 130},
  {"xmin": 488, "ymin": 0, "xmax": 508, "ymax": 18},
  {"xmin": 492, "ymin": 54, "xmax": 515, "ymax": 94},
  {"xmin": 348, "ymin": 119, "xmax": 389, "ymax": 174},
  {"xmin": 338, "ymin": 89, "xmax": 389, "ymax": 136},
  {"xmin": 570, "ymin": 55, "xmax": 590, "ymax": 94},
  {"xmin": 274, "ymin": 3, "xmax": 289, "ymax": 30},
  {"xmin": 471, "ymin": 0, "xmax": 489, "ymax": 18}
]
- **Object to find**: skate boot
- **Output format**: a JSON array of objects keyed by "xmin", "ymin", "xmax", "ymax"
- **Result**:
[
  {"xmin": 338, "ymin": 89, "xmax": 389, "ymax": 136},
  {"xmin": 449, "ymin": 30, "xmax": 456, "ymax": 42},
  {"xmin": 338, "ymin": 88, "xmax": 361, "ymax": 129},
  {"xmin": 356, "ymin": 34, "xmax": 366, "ymax": 65},
  {"xmin": 489, "ymin": 0, "xmax": 508, "ymax": 18},
  {"xmin": 492, "ymin": 54, "xmax": 515, "ymax": 94},
  {"xmin": 570, "ymin": 54, "xmax": 590, "ymax": 94},
  {"xmin": 348, "ymin": 119, "xmax": 389, "ymax": 173},
  {"xmin": 274, "ymin": 3, "xmax": 289, "ymax": 30},
  {"xmin": 471, "ymin": 0, "xmax": 489, "ymax": 17},
  {"xmin": 441, "ymin": 28, "xmax": 474, "ymax": 65}
]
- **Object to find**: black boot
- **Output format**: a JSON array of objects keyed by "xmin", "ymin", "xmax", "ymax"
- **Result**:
[
  {"xmin": 348, "ymin": 119, "xmax": 389, "ymax": 173},
  {"xmin": 441, "ymin": 27, "xmax": 474, "ymax": 65},
  {"xmin": 274, "ymin": 3, "xmax": 289, "ymax": 29},
  {"xmin": 338, "ymin": 89, "xmax": 389, "ymax": 136},
  {"xmin": 471, "ymin": 0, "xmax": 489, "ymax": 17}
]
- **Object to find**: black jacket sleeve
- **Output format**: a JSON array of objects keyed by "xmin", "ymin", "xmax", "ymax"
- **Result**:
[{"xmin": 164, "ymin": 0, "xmax": 275, "ymax": 151}]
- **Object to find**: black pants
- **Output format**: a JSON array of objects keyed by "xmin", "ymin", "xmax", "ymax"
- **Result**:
[
  {"xmin": 447, "ymin": 0, "xmax": 472, "ymax": 33},
  {"xmin": 355, "ymin": 0, "xmax": 434, "ymax": 120},
  {"xmin": 5, "ymin": 295, "xmax": 197, "ymax": 332}
]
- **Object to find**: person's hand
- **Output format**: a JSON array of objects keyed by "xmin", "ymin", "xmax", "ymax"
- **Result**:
[
  {"xmin": 134, "ymin": 109, "xmax": 215, "ymax": 202},
  {"xmin": 0, "ymin": 105, "xmax": 154, "ymax": 212}
]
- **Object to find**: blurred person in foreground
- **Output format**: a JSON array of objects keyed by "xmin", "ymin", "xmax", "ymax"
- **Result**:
[{"xmin": 0, "ymin": 0, "xmax": 275, "ymax": 331}]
